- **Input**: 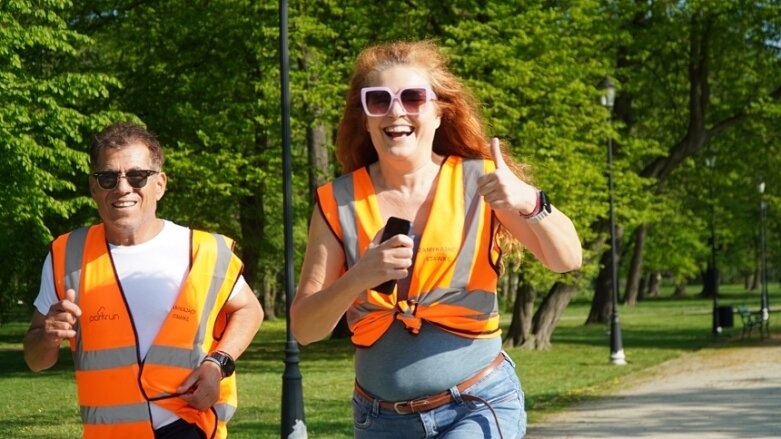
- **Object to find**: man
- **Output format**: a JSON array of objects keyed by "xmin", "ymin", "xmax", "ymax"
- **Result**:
[{"xmin": 23, "ymin": 121, "xmax": 264, "ymax": 439}]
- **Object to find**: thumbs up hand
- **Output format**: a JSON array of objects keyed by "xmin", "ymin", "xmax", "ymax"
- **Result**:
[
  {"xmin": 477, "ymin": 138, "xmax": 538, "ymax": 215},
  {"xmin": 43, "ymin": 288, "xmax": 82, "ymax": 344}
]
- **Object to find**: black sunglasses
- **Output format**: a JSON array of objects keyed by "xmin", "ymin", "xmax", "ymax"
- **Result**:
[{"xmin": 91, "ymin": 170, "xmax": 160, "ymax": 190}]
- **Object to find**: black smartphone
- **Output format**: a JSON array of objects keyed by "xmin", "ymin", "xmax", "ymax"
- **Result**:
[{"xmin": 373, "ymin": 216, "xmax": 412, "ymax": 294}]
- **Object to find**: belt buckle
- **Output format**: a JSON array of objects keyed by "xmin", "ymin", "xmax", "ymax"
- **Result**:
[{"xmin": 393, "ymin": 401, "xmax": 411, "ymax": 414}]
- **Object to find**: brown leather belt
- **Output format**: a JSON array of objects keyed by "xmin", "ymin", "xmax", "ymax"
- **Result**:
[{"xmin": 354, "ymin": 353, "xmax": 505, "ymax": 415}]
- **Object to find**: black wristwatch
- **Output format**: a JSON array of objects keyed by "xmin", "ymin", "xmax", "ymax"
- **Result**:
[
  {"xmin": 203, "ymin": 351, "xmax": 236, "ymax": 378},
  {"xmin": 526, "ymin": 191, "xmax": 552, "ymax": 223}
]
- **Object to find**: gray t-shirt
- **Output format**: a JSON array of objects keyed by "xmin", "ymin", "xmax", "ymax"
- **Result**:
[{"xmin": 355, "ymin": 320, "xmax": 502, "ymax": 401}]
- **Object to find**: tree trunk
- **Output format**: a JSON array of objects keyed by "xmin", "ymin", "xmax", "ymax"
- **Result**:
[
  {"xmin": 637, "ymin": 272, "xmax": 649, "ymax": 301},
  {"xmin": 299, "ymin": 49, "xmax": 340, "ymax": 338},
  {"xmin": 673, "ymin": 281, "xmax": 687, "ymax": 298},
  {"xmin": 586, "ymin": 248, "xmax": 613, "ymax": 324},
  {"xmin": 262, "ymin": 272, "xmax": 277, "ymax": 321},
  {"xmin": 307, "ymin": 124, "xmax": 329, "ymax": 202},
  {"xmin": 504, "ymin": 271, "xmax": 535, "ymax": 348},
  {"xmin": 239, "ymin": 194, "xmax": 261, "ymax": 281},
  {"xmin": 530, "ymin": 283, "xmax": 578, "ymax": 350},
  {"xmin": 700, "ymin": 263, "xmax": 719, "ymax": 299},
  {"xmin": 750, "ymin": 267, "xmax": 759, "ymax": 290},
  {"xmin": 238, "ymin": 127, "xmax": 273, "ymax": 319},
  {"xmin": 647, "ymin": 272, "xmax": 661, "ymax": 297},
  {"xmin": 300, "ymin": 46, "xmax": 331, "ymax": 201},
  {"xmin": 623, "ymin": 224, "xmax": 647, "ymax": 306},
  {"xmin": 499, "ymin": 269, "xmax": 511, "ymax": 304}
]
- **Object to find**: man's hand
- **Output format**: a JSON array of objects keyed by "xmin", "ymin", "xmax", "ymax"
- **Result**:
[
  {"xmin": 24, "ymin": 289, "xmax": 82, "ymax": 371},
  {"xmin": 177, "ymin": 361, "xmax": 222, "ymax": 410},
  {"xmin": 43, "ymin": 289, "xmax": 82, "ymax": 345}
]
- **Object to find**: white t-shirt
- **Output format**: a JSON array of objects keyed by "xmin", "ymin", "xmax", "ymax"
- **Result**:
[{"xmin": 34, "ymin": 220, "xmax": 247, "ymax": 429}]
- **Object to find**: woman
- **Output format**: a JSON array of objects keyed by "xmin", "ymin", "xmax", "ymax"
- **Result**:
[{"xmin": 291, "ymin": 40, "xmax": 582, "ymax": 438}]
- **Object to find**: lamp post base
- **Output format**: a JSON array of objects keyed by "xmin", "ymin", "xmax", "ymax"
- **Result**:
[
  {"xmin": 712, "ymin": 305, "xmax": 722, "ymax": 335},
  {"xmin": 610, "ymin": 349, "xmax": 627, "ymax": 365}
]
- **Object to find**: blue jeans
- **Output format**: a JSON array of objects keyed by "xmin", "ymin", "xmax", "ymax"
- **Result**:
[{"xmin": 352, "ymin": 352, "xmax": 526, "ymax": 438}]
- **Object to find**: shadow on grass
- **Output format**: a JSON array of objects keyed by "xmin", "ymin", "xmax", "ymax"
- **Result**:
[
  {"xmin": 4, "ymin": 407, "xmax": 80, "ymax": 439},
  {"xmin": 0, "ymin": 346, "xmax": 74, "ymax": 376},
  {"xmin": 553, "ymin": 324, "xmax": 778, "ymax": 352},
  {"xmin": 0, "ymin": 332, "xmax": 25, "ymax": 345},
  {"xmin": 229, "ymin": 420, "xmax": 279, "ymax": 437},
  {"xmin": 560, "ymin": 328, "xmax": 708, "ymax": 349},
  {"xmin": 240, "ymin": 332, "xmax": 356, "ymax": 364},
  {"xmin": 550, "ymin": 290, "xmax": 779, "ymax": 352}
]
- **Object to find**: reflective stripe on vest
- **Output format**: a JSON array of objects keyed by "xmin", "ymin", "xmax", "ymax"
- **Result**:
[
  {"xmin": 214, "ymin": 403, "xmax": 237, "ymax": 421},
  {"xmin": 81, "ymin": 402, "xmax": 150, "ymax": 424},
  {"xmin": 316, "ymin": 156, "xmax": 501, "ymax": 347},
  {"xmin": 64, "ymin": 227, "xmax": 88, "ymax": 359},
  {"xmin": 51, "ymin": 225, "xmax": 241, "ymax": 438}
]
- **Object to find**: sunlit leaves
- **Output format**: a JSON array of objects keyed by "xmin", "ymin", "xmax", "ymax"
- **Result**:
[{"xmin": 0, "ymin": 0, "xmax": 127, "ymax": 317}]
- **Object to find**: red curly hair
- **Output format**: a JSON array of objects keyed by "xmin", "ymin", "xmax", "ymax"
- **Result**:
[{"xmin": 336, "ymin": 40, "xmax": 525, "ymax": 177}]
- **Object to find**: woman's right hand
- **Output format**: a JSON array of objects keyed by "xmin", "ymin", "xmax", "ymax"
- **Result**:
[{"xmin": 353, "ymin": 232, "xmax": 414, "ymax": 290}]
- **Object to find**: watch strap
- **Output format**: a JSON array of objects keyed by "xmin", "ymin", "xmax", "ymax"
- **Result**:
[
  {"xmin": 203, "ymin": 351, "xmax": 235, "ymax": 378},
  {"xmin": 526, "ymin": 191, "xmax": 551, "ymax": 223},
  {"xmin": 520, "ymin": 190, "xmax": 542, "ymax": 218},
  {"xmin": 202, "ymin": 355, "xmax": 223, "ymax": 370}
]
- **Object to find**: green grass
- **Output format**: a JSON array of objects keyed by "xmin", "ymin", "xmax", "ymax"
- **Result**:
[{"xmin": 1, "ymin": 285, "xmax": 778, "ymax": 438}]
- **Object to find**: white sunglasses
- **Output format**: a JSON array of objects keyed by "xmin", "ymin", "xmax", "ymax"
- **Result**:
[{"xmin": 360, "ymin": 86, "xmax": 437, "ymax": 117}]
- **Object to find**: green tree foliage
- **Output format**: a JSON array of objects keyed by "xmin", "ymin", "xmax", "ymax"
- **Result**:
[
  {"xmin": 0, "ymin": 0, "xmax": 124, "ymax": 319},
  {"xmin": 616, "ymin": 0, "xmax": 781, "ymax": 302}
]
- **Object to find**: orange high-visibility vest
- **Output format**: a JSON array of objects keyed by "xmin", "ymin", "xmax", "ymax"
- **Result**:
[
  {"xmin": 50, "ymin": 224, "xmax": 243, "ymax": 439},
  {"xmin": 317, "ymin": 156, "xmax": 502, "ymax": 347}
]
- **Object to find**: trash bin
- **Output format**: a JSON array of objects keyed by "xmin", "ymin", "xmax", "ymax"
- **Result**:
[{"xmin": 715, "ymin": 305, "xmax": 734, "ymax": 328}]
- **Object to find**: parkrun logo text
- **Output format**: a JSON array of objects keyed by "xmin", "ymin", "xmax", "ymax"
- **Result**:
[{"xmin": 88, "ymin": 306, "xmax": 120, "ymax": 323}]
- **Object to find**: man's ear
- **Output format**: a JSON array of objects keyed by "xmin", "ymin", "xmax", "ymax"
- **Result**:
[
  {"xmin": 88, "ymin": 175, "xmax": 97, "ymax": 197},
  {"xmin": 155, "ymin": 172, "xmax": 167, "ymax": 201}
]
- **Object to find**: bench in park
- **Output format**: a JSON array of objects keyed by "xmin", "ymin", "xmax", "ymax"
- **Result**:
[{"xmin": 736, "ymin": 305, "xmax": 769, "ymax": 339}]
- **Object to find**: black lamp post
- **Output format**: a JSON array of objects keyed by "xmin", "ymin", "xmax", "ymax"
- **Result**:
[
  {"xmin": 279, "ymin": 1, "xmax": 307, "ymax": 437},
  {"xmin": 758, "ymin": 180, "xmax": 769, "ymax": 336},
  {"xmin": 705, "ymin": 156, "xmax": 720, "ymax": 334},
  {"xmin": 599, "ymin": 77, "xmax": 626, "ymax": 365}
]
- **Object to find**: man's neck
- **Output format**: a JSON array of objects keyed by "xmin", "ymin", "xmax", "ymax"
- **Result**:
[{"xmin": 105, "ymin": 218, "xmax": 165, "ymax": 246}]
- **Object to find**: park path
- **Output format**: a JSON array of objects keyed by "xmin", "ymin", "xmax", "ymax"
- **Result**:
[{"xmin": 524, "ymin": 337, "xmax": 781, "ymax": 439}]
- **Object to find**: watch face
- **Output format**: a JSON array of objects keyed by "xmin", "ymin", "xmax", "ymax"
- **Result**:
[
  {"xmin": 210, "ymin": 352, "xmax": 236, "ymax": 377},
  {"xmin": 540, "ymin": 191, "xmax": 552, "ymax": 212}
]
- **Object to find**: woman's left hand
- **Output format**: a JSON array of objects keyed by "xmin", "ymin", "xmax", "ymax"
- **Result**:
[{"xmin": 477, "ymin": 137, "xmax": 537, "ymax": 214}]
